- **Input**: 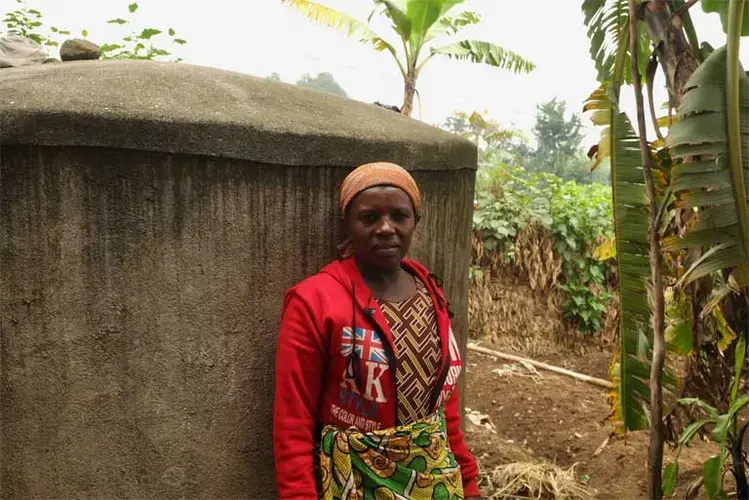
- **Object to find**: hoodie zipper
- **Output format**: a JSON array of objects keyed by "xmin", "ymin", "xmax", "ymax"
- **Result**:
[
  {"xmin": 360, "ymin": 299, "xmax": 400, "ymax": 426},
  {"xmin": 429, "ymin": 354, "xmax": 451, "ymax": 411},
  {"xmin": 426, "ymin": 272, "xmax": 453, "ymax": 412}
]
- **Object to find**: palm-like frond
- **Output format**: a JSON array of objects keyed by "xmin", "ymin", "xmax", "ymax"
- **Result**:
[
  {"xmin": 282, "ymin": 0, "xmax": 377, "ymax": 39},
  {"xmin": 582, "ymin": 0, "xmax": 651, "ymax": 84},
  {"xmin": 374, "ymin": 0, "xmax": 412, "ymax": 40},
  {"xmin": 406, "ymin": 0, "xmax": 463, "ymax": 48},
  {"xmin": 585, "ymin": 84, "xmax": 680, "ymax": 432},
  {"xmin": 666, "ymin": 46, "xmax": 749, "ymax": 288},
  {"xmin": 430, "ymin": 40, "xmax": 535, "ymax": 74},
  {"xmin": 586, "ymin": 84, "xmax": 652, "ymax": 430},
  {"xmin": 282, "ymin": 0, "xmax": 404, "ymax": 73},
  {"xmin": 424, "ymin": 10, "xmax": 481, "ymax": 42}
]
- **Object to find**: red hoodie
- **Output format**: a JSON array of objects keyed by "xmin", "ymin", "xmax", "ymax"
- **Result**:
[{"xmin": 273, "ymin": 256, "xmax": 481, "ymax": 498}]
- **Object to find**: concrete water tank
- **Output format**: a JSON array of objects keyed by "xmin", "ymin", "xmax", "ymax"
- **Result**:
[{"xmin": 0, "ymin": 59, "xmax": 477, "ymax": 498}]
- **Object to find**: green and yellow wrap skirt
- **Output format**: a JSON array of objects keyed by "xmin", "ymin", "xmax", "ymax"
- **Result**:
[{"xmin": 317, "ymin": 409, "xmax": 465, "ymax": 500}]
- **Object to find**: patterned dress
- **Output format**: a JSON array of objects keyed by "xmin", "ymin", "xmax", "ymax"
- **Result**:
[{"xmin": 376, "ymin": 277, "xmax": 442, "ymax": 425}]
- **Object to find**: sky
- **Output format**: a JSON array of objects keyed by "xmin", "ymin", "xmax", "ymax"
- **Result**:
[{"xmin": 2, "ymin": 0, "xmax": 744, "ymax": 149}]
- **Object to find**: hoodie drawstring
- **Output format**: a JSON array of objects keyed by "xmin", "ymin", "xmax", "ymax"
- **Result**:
[{"xmin": 346, "ymin": 283, "xmax": 363, "ymax": 394}]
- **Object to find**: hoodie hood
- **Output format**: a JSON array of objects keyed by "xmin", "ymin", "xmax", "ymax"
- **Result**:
[{"xmin": 319, "ymin": 256, "xmax": 452, "ymax": 317}]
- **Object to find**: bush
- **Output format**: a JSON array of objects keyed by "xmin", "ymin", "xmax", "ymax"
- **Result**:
[{"xmin": 472, "ymin": 163, "xmax": 615, "ymax": 334}]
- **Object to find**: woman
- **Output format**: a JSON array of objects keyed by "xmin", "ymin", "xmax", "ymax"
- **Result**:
[{"xmin": 273, "ymin": 162, "xmax": 484, "ymax": 499}]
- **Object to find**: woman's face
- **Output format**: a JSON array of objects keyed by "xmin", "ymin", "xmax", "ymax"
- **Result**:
[{"xmin": 345, "ymin": 185, "xmax": 417, "ymax": 271}]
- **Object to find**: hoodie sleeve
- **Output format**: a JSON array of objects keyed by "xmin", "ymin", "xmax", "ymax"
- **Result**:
[
  {"xmin": 273, "ymin": 289, "xmax": 327, "ymax": 499},
  {"xmin": 445, "ymin": 385, "xmax": 482, "ymax": 497}
]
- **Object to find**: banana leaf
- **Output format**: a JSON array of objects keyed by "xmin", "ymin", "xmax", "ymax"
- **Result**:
[
  {"xmin": 582, "ymin": 0, "xmax": 651, "ymax": 84},
  {"xmin": 585, "ymin": 84, "xmax": 679, "ymax": 432},
  {"xmin": 281, "ymin": 0, "xmax": 405, "ymax": 75},
  {"xmin": 666, "ymin": 46, "xmax": 749, "ymax": 290},
  {"xmin": 430, "ymin": 40, "xmax": 535, "ymax": 73},
  {"xmin": 701, "ymin": 0, "xmax": 749, "ymax": 36}
]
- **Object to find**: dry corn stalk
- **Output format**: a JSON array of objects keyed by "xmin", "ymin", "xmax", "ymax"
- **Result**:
[
  {"xmin": 469, "ymin": 224, "xmax": 617, "ymax": 353},
  {"xmin": 515, "ymin": 223, "xmax": 563, "ymax": 292}
]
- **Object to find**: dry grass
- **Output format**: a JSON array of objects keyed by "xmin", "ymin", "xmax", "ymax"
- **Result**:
[
  {"xmin": 482, "ymin": 462, "xmax": 592, "ymax": 500},
  {"xmin": 469, "ymin": 223, "xmax": 617, "ymax": 355},
  {"xmin": 468, "ymin": 272, "xmax": 568, "ymax": 355},
  {"xmin": 472, "ymin": 223, "xmax": 562, "ymax": 295},
  {"xmin": 469, "ymin": 225, "xmax": 568, "ymax": 355},
  {"xmin": 470, "ymin": 421, "xmax": 591, "ymax": 500}
]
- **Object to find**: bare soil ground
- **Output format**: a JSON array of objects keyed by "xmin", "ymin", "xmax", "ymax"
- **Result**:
[{"xmin": 463, "ymin": 339, "xmax": 717, "ymax": 499}]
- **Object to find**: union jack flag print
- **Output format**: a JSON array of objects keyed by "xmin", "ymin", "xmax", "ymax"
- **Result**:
[{"xmin": 341, "ymin": 327, "xmax": 388, "ymax": 364}]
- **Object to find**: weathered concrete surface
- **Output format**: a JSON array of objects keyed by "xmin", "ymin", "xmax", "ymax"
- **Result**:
[
  {"xmin": 0, "ymin": 60, "xmax": 476, "ymax": 499},
  {"xmin": 0, "ymin": 59, "xmax": 475, "ymax": 170}
]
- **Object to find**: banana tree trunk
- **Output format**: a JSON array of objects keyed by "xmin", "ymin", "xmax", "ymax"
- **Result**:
[
  {"xmin": 642, "ymin": 0, "xmax": 701, "ymax": 107},
  {"xmin": 641, "ymin": 0, "xmax": 709, "ymax": 368},
  {"xmin": 401, "ymin": 70, "xmax": 417, "ymax": 117}
]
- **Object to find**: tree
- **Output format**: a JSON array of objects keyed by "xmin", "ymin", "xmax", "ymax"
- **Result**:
[
  {"xmin": 442, "ymin": 110, "xmax": 522, "ymax": 168},
  {"xmin": 296, "ymin": 71, "xmax": 348, "ymax": 97},
  {"xmin": 442, "ymin": 108, "xmax": 608, "ymax": 185},
  {"xmin": 281, "ymin": 0, "xmax": 534, "ymax": 116},
  {"xmin": 266, "ymin": 72, "xmax": 283, "ymax": 83},
  {"xmin": 498, "ymin": 99, "xmax": 598, "ymax": 184},
  {"xmin": 531, "ymin": 99, "xmax": 584, "ymax": 170},
  {"xmin": 526, "ymin": 98, "xmax": 598, "ymax": 183}
]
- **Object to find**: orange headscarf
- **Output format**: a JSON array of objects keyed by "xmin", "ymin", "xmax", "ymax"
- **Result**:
[
  {"xmin": 339, "ymin": 162, "xmax": 421, "ymax": 216},
  {"xmin": 337, "ymin": 162, "xmax": 421, "ymax": 258}
]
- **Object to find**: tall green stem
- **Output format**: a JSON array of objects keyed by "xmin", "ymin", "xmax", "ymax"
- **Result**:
[
  {"xmin": 727, "ymin": 0, "xmax": 748, "ymax": 259},
  {"xmin": 630, "ymin": 2, "xmax": 666, "ymax": 498},
  {"xmin": 727, "ymin": 11, "xmax": 749, "ymax": 494}
]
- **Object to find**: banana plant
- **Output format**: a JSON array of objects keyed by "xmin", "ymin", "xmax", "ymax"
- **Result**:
[
  {"xmin": 665, "ymin": 48, "xmax": 749, "ymax": 309},
  {"xmin": 280, "ymin": 0, "xmax": 534, "ymax": 116},
  {"xmin": 583, "ymin": 0, "xmax": 669, "ymax": 433},
  {"xmin": 585, "ymin": 81, "xmax": 680, "ymax": 433},
  {"xmin": 584, "ymin": 0, "xmax": 749, "ymax": 496},
  {"xmin": 581, "ymin": 0, "xmax": 738, "ymax": 437}
]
